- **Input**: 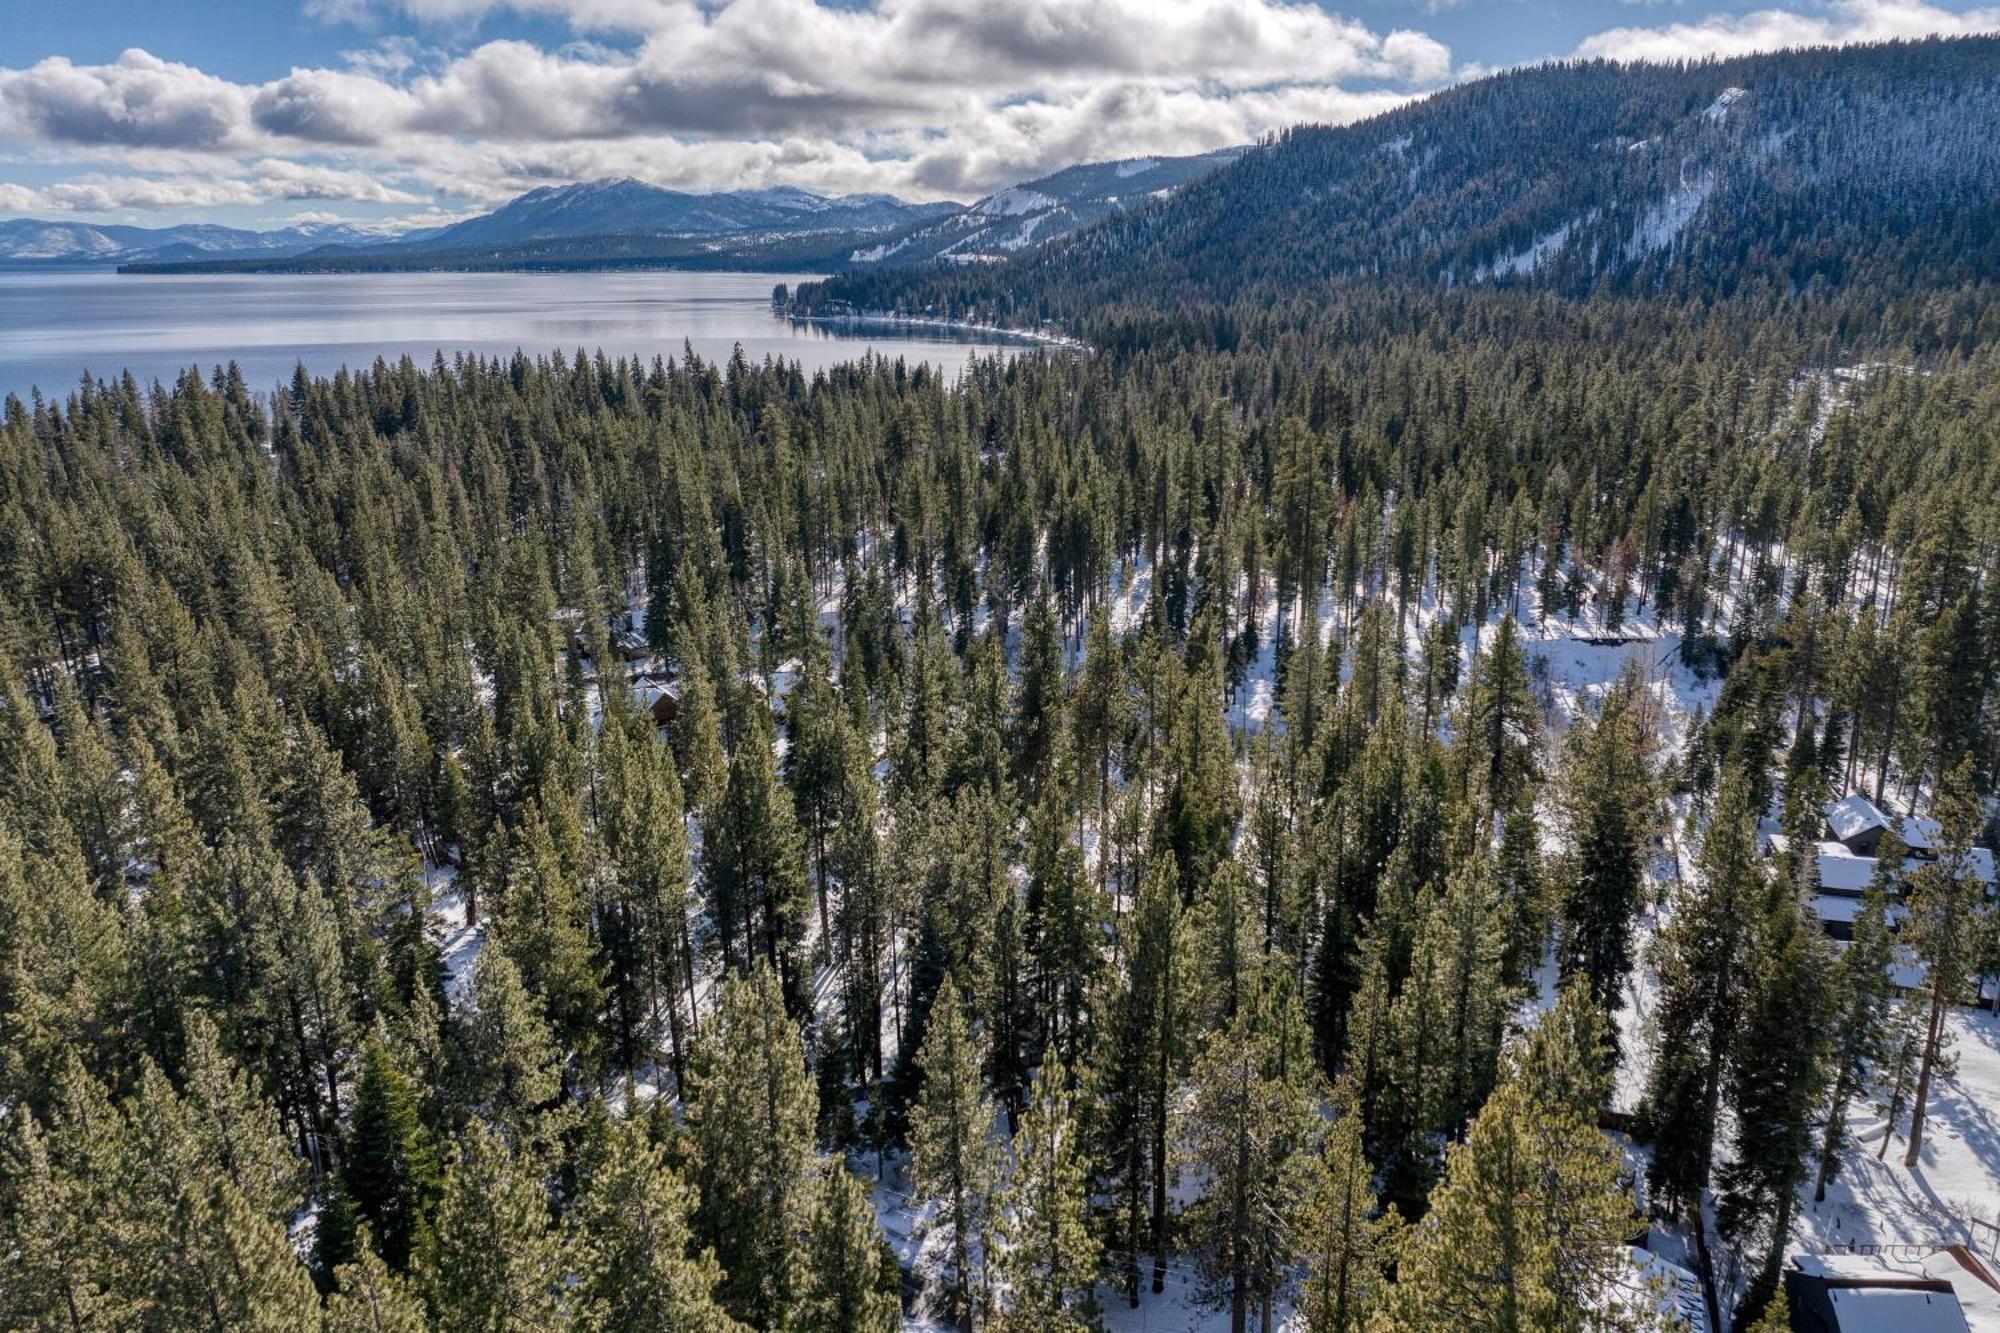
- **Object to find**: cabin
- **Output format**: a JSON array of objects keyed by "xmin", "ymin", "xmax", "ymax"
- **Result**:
[
  {"xmin": 632, "ymin": 674, "xmax": 679, "ymax": 728},
  {"xmin": 1826, "ymin": 794, "xmax": 1897, "ymax": 857},
  {"xmin": 1772, "ymin": 795, "xmax": 1997, "ymax": 944},
  {"xmin": 613, "ymin": 628, "xmax": 652, "ymax": 663},
  {"xmin": 1785, "ymin": 1248, "xmax": 2000, "ymax": 1333}
]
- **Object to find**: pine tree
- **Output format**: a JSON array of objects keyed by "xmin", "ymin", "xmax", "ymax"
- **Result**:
[
  {"xmin": 800, "ymin": 1158, "xmax": 902, "ymax": 1333},
  {"xmin": 1394, "ymin": 858, "xmax": 1510, "ymax": 1146},
  {"xmin": 1718, "ymin": 886, "xmax": 1832, "ymax": 1324},
  {"xmin": 183, "ymin": 1177, "xmax": 323, "ymax": 1331},
  {"xmin": 1339, "ymin": 937, "xmax": 1396, "ymax": 1166},
  {"xmin": 1184, "ymin": 978, "xmax": 1314, "ymax": 1333},
  {"xmin": 1380, "ymin": 1078, "xmax": 1644, "ymax": 1332},
  {"xmin": 498, "ymin": 796, "xmax": 607, "ymax": 1075},
  {"xmin": 786, "ymin": 637, "xmax": 850, "ymax": 942},
  {"xmin": 345, "ymin": 1037, "xmax": 441, "ymax": 1271},
  {"xmin": 420, "ymin": 1120, "xmax": 574, "ymax": 1333},
  {"xmin": 1517, "ymin": 977, "xmax": 1615, "ymax": 1121},
  {"xmin": 457, "ymin": 948, "xmax": 562, "ymax": 1136},
  {"xmin": 315, "ymin": 1172, "xmax": 361, "ymax": 1290},
  {"xmin": 117, "ymin": 1029, "xmax": 317, "ymax": 1330},
  {"xmin": 910, "ymin": 973, "xmax": 1000, "ymax": 1332},
  {"xmin": 995, "ymin": 1058, "xmax": 1099, "ymax": 1333},
  {"xmin": 1644, "ymin": 770, "xmax": 1762, "ymax": 1216},
  {"xmin": 1901, "ymin": 761, "xmax": 1990, "ymax": 1167},
  {"xmin": 1155, "ymin": 625, "xmax": 1240, "ymax": 902},
  {"xmin": 574, "ymin": 1121, "xmax": 743, "ymax": 1333},
  {"xmin": 672, "ymin": 661, "xmax": 729, "ymax": 825},
  {"xmin": 1494, "ymin": 808, "xmax": 1547, "ymax": 990},
  {"xmin": 1098, "ymin": 856, "xmax": 1186, "ymax": 1303},
  {"xmin": 1012, "ymin": 588, "xmax": 1067, "ymax": 804},
  {"xmin": 324, "ymin": 1228, "xmax": 428, "ymax": 1333},
  {"xmin": 1742, "ymin": 1286, "xmax": 1790, "ymax": 1333},
  {"xmin": 1071, "ymin": 604, "xmax": 1127, "ymax": 902},
  {"xmin": 1814, "ymin": 876, "xmax": 1894, "ymax": 1201},
  {"xmin": 1461, "ymin": 614, "xmax": 1539, "ymax": 830},
  {"xmin": 0, "ymin": 1059, "xmax": 137, "ymax": 1329},
  {"xmin": 834, "ymin": 739, "xmax": 889, "ymax": 1083},
  {"xmin": 1296, "ymin": 1076, "xmax": 1400, "ymax": 1333},
  {"xmin": 597, "ymin": 711, "xmax": 696, "ymax": 1077},
  {"xmin": 686, "ymin": 960, "xmax": 818, "ymax": 1330},
  {"xmin": 0, "ymin": 827, "xmax": 128, "ymax": 1110},
  {"xmin": 1555, "ymin": 671, "xmax": 1651, "ymax": 1022},
  {"xmin": 710, "ymin": 692, "xmax": 812, "ymax": 1008}
]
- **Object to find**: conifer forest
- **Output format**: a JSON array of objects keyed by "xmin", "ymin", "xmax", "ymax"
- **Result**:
[{"xmin": 2, "ymin": 33, "xmax": 1999, "ymax": 1333}]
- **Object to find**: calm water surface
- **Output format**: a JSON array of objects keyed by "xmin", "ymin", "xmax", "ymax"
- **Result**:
[{"xmin": 0, "ymin": 269, "xmax": 1026, "ymax": 400}]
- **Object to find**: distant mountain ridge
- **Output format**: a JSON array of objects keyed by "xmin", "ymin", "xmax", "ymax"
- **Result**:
[
  {"xmin": 795, "ymin": 36, "xmax": 2000, "ymax": 324},
  {"xmin": 416, "ymin": 177, "xmax": 957, "ymax": 251},
  {"xmin": 2, "ymin": 180, "xmax": 955, "ymax": 271},
  {"xmin": 98, "ymin": 152, "xmax": 1246, "ymax": 275},
  {"xmin": 0, "ymin": 218, "xmax": 409, "ymax": 268}
]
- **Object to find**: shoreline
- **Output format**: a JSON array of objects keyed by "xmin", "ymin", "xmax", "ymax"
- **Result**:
[{"xmin": 783, "ymin": 308, "xmax": 1089, "ymax": 353}]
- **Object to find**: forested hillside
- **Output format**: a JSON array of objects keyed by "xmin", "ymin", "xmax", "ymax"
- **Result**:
[
  {"xmin": 3, "ymin": 34, "xmax": 2000, "ymax": 1333},
  {"xmin": 798, "ymin": 37, "xmax": 2000, "ymax": 327}
]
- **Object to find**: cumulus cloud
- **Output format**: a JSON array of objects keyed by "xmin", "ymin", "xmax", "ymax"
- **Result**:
[
  {"xmin": 0, "ymin": 50, "xmax": 253, "ymax": 152},
  {"xmin": 1575, "ymin": 0, "xmax": 2000, "ymax": 63},
  {"xmin": 0, "ymin": 0, "xmax": 1459, "ymax": 216}
]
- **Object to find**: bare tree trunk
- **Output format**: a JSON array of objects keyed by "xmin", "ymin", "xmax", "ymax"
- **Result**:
[{"xmin": 1905, "ymin": 982, "xmax": 1948, "ymax": 1168}]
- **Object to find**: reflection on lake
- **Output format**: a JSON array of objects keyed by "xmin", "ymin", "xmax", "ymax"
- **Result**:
[{"xmin": 0, "ymin": 269, "xmax": 1032, "ymax": 401}]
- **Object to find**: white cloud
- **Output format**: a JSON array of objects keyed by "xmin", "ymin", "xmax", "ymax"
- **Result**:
[
  {"xmin": 0, "ymin": 50, "xmax": 254, "ymax": 152},
  {"xmin": 0, "ymin": 162, "xmax": 425, "ymax": 214},
  {"xmin": 1576, "ymin": 0, "xmax": 2000, "ymax": 63},
  {"xmin": 0, "ymin": 0, "xmax": 1459, "ymax": 216}
]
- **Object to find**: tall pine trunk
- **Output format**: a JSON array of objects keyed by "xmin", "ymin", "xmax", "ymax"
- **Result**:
[{"xmin": 1904, "ymin": 981, "xmax": 1948, "ymax": 1167}]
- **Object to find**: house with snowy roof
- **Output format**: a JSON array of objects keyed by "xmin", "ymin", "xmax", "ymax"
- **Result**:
[
  {"xmin": 631, "ymin": 673, "xmax": 679, "ymax": 727},
  {"xmin": 1786, "ymin": 1247, "xmax": 2000, "ymax": 1333},
  {"xmin": 1771, "ymin": 795, "xmax": 1997, "ymax": 944},
  {"xmin": 1826, "ymin": 795, "xmax": 1900, "ymax": 856}
]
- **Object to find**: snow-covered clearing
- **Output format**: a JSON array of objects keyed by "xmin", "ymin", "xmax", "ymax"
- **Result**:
[{"xmin": 1797, "ymin": 1006, "xmax": 2000, "ymax": 1254}]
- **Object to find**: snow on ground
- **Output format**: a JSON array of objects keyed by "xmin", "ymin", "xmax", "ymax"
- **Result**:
[
  {"xmin": 427, "ymin": 863, "xmax": 484, "ymax": 1007},
  {"xmin": 1632, "ymin": 177, "xmax": 1715, "ymax": 254},
  {"xmin": 1796, "ymin": 1006, "xmax": 2000, "ymax": 1254},
  {"xmin": 1703, "ymin": 87, "xmax": 1748, "ymax": 122},
  {"xmin": 429, "ymin": 529, "xmax": 1999, "ymax": 1330},
  {"xmin": 1477, "ymin": 218, "xmax": 1581, "ymax": 280}
]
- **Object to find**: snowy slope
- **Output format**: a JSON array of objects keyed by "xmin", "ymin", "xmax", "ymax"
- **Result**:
[{"xmin": 847, "ymin": 149, "xmax": 1246, "ymax": 268}]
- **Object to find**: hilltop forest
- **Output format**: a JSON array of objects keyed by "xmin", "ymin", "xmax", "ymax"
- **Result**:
[{"xmin": 4, "ymin": 36, "xmax": 2000, "ymax": 1333}]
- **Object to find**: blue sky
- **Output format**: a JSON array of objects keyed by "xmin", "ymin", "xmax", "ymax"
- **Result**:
[{"xmin": 2, "ymin": 0, "xmax": 1995, "ymax": 229}]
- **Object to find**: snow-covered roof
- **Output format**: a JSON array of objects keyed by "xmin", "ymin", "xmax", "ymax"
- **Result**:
[
  {"xmin": 1828, "ymin": 794, "xmax": 1892, "ymax": 843},
  {"xmin": 1806, "ymin": 840, "xmax": 1993, "ymax": 894},
  {"xmin": 1888, "ymin": 946, "xmax": 1928, "ymax": 992},
  {"xmin": 1793, "ymin": 1250, "xmax": 2000, "ymax": 1333},
  {"xmin": 632, "ymin": 676, "xmax": 677, "ymax": 711},
  {"xmin": 1901, "ymin": 816, "xmax": 1942, "ymax": 854},
  {"xmin": 1812, "ymin": 894, "xmax": 1909, "ymax": 927},
  {"xmin": 1827, "ymin": 1285, "xmax": 1973, "ymax": 1333},
  {"xmin": 1817, "ymin": 845, "xmax": 1882, "ymax": 895}
]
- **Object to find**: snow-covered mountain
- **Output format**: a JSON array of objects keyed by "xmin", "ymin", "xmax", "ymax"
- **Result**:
[
  {"xmin": 800, "ymin": 37, "xmax": 2000, "ymax": 318},
  {"xmin": 846, "ymin": 149, "xmax": 1246, "ymax": 267},
  {"xmin": 2, "ymin": 180, "xmax": 950, "ymax": 270},
  {"xmin": 416, "ymin": 178, "xmax": 956, "ymax": 251},
  {"xmin": 41, "ymin": 154, "xmax": 1241, "ymax": 275},
  {"xmin": 0, "ymin": 218, "xmax": 397, "ymax": 267}
]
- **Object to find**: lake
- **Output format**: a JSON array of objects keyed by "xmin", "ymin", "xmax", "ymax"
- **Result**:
[{"xmin": 0, "ymin": 269, "xmax": 1028, "ymax": 402}]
